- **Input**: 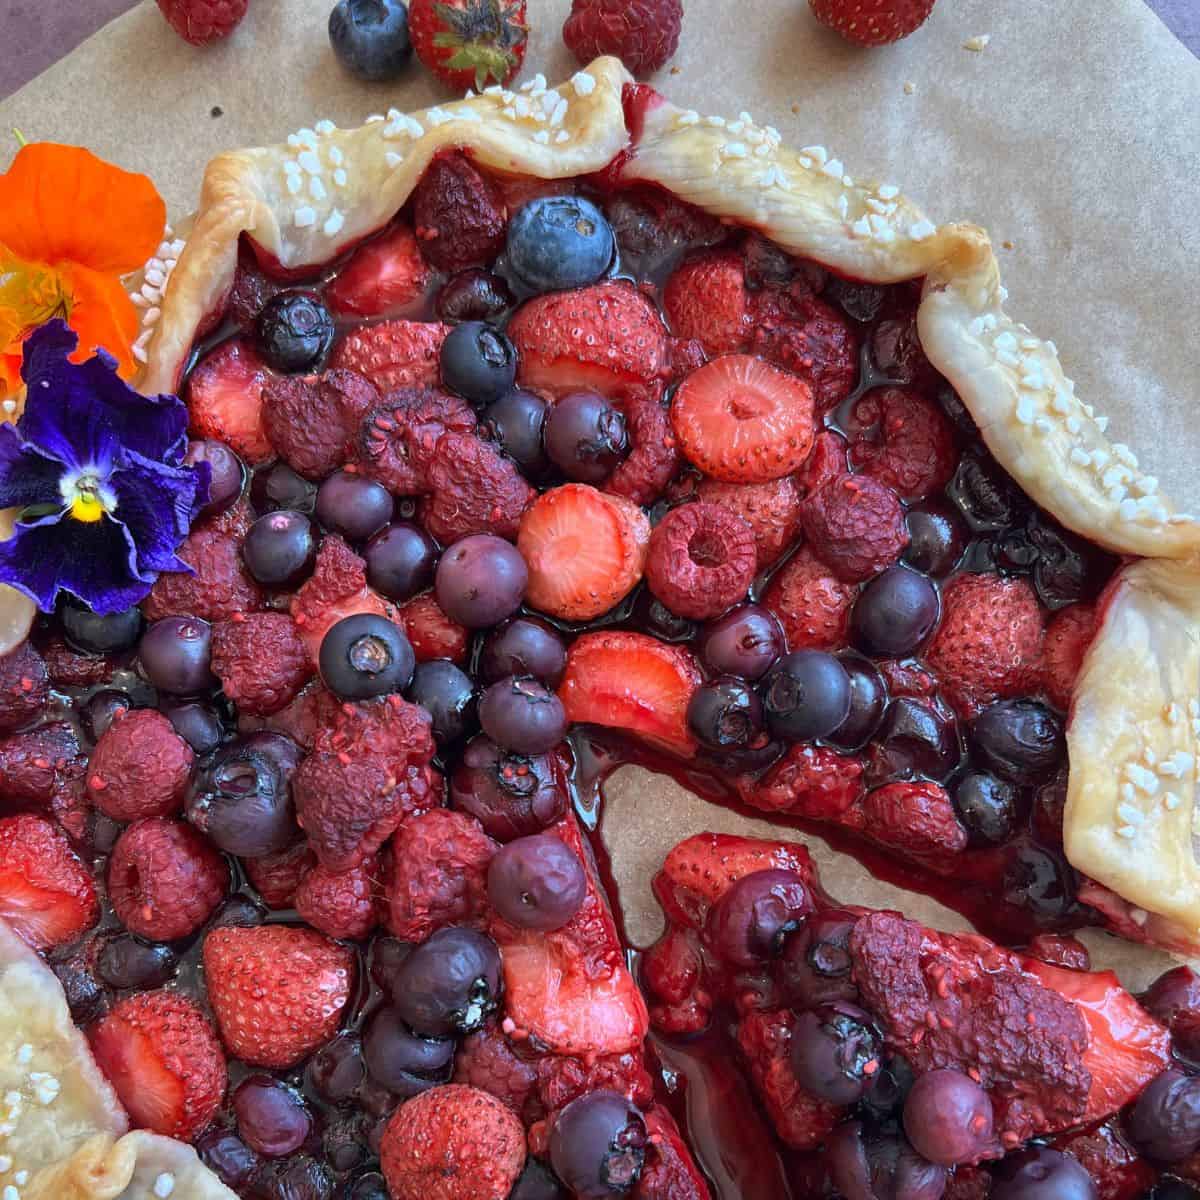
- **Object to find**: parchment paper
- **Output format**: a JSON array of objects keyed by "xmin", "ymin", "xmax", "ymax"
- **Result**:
[{"xmin": 2, "ymin": 0, "xmax": 1198, "ymax": 990}]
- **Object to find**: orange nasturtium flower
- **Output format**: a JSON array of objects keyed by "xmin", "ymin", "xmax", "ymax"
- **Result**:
[{"xmin": 0, "ymin": 142, "xmax": 166, "ymax": 399}]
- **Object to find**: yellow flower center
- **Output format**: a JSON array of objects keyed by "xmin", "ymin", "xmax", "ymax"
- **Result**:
[
  {"xmin": 69, "ymin": 491, "xmax": 106, "ymax": 523},
  {"xmin": 58, "ymin": 471, "xmax": 115, "ymax": 524}
]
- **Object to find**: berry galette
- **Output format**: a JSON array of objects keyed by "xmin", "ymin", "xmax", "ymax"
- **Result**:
[{"xmin": 1, "ymin": 54, "xmax": 1199, "ymax": 1200}]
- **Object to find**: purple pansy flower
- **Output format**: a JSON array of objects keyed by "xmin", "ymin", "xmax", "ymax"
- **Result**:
[{"xmin": 0, "ymin": 320, "xmax": 209, "ymax": 614}]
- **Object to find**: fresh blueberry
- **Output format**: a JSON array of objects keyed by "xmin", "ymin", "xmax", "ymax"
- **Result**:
[
  {"xmin": 436, "ymin": 268, "xmax": 515, "ymax": 323},
  {"xmin": 186, "ymin": 744, "xmax": 298, "ymax": 857},
  {"xmin": 687, "ymin": 677, "xmax": 765, "ymax": 751},
  {"xmin": 250, "ymin": 461, "xmax": 317, "ymax": 514},
  {"xmin": 970, "ymin": 699, "xmax": 1066, "ymax": 784},
  {"xmin": 255, "ymin": 291, "xmax": 334, "ymax": 373},
  {"xmin": 903, "ymin": 504, "xmax": 966, "ymax": 576},
  {"xmin": 186, "ymin": 438, "xmax": 244, "ymax": 518},
  {"xmin": 487, "ymin": 833, "xmax": 587, "ymax": 931},
  {"xmin": 703, "ymin": 869, "xmax": 812, "ymax": 967},
  {"xmin": 440, "ymin": 321, "xmax": 518, "ymax": 408},
  {"xmin": 449, "ymin": 735, "xmax": 566, "ymax": 841},
  {"xmin": 507, "ymin": 195, "xmax": 615, "ymax": 293},
  {"xmin": 953, "ymin": 771, "xmax": 1023, "ymax": 846},
  {"xmin": 851, "ymin": 566, "xmax": 940, "ymax": 657},
  {"xmin": 315, "ymin": 470, "xmax": 393, "ymax": 542},
  {"xmin": 479, "ymin": 675, "xmax": 568, "ymax": 755},
  {"xmin": 761, "ymin": 651, "xmax": 851, "ymax": 743},
  {"xmin": 96, "ymin": 933, "xmax": 178, "ymax": 990},
  {"xmin": 362, "ymin": 1005, "xmax": 453, "ymax": 1096},
  {"xmin": 481, "ymin": 388, "xmax": 550, "ymax": 479},
  {"xmin": 233, "ymin": 1075, "xmax": 311, "ymax": 1158},
  {"xmin": 826, "ymin": 655, "xmax": 887, "ymax": 751},
  {"xmin": 139, "ymin": 616, "xmax": 216, "ymax": 694},
  {"xmin": 902, "ymin": 1068, "xmax": 994, "ymax": 1166},
  {"xmin": 61, "ymin": 598, "xmax": 143, "ymax": 655},
  {"xmin": 698, "ymin": 604, "xmax": 785, "ymax": 682},
  {"xmin": 544, "ymin": 391, "xmax": 628, "ymax": 483},
  {"xmin": 242, "ymin": 509, "xmax": 316, "ymax": 588},
  {"xmin": 407, "ymin": 660, "xmax": 477, "ymax": 744},
  {"xmin": 790, "ymin": 1002, "xmax": 882, "ymax": 1106},
  {"xmin": 991, "ymin": 1147, "xmax": 1098, "ymax": 1200},
  {"xmin": 365, "ymin": 521, "xmax": 438, "ymax": 602},
  {"xmin": 319, "ymin": 613, "xmax": 415, "ymax": 699},
  {"xmin": 549, "ymin": 1090, "xmax": 647, "ymax": 1198},
  {"xmin": 434, "ymin": 534, "xmax": 528, "ymax": 628},
  {"xmin": 162, "ymin": 700, "xmax": 224, "ymax": 756},
  {"xmin": 392, "ymin": 926, "xmax": 502, "ymax": 1036},
  {"xmin": 776, "ymin": 910, "xmax": 860, "ymax": 1009},
  {"xmin": 328, "ymin": 0, "xmax": 412, "ymax": 82},
  {"xmin": 480, "ymin": 616, "xmax": 567, "ymax": 688},
  {"xmin": 866, "ymin": 698, "xmax": 961, "ymax": 784}
]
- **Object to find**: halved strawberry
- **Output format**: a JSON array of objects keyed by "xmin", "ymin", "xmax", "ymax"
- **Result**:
[
  {"xmin": 186, "ymin": 337, "xmax": 274, "ymax": 463},
  {"xmin": 518, "ymin": 485, "xmax": 650, "ymax": 621},
  {"xmin": 507, "ymin": 281, "xmax": 670, "ymax": 398},
  {"xmin": 558, "ymin": 631, "xmax": 702, "ymax": 758},
  {"xmin": 325, "ymin": 222, "xmax": 431, "ymax": 318},
  {"xmin": 671, "ymin": 354, "xmax": 815, "ymax": 483},
  {"xmin": 329, "ymin": 319, "xmax": 449, "ymax": 392}
]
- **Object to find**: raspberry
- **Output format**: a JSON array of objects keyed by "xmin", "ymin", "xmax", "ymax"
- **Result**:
[
  {"xmin": 411, "ymin": 152, "xmax": 507, "ymax": 273},
  {"xmin": 155, "ymin": 0, "xmax": 247, "ymax": 45},
  {"xmin": 563, "ymin": 0, "xmax": 683, "ymax": 75},
  {"xmin": 797, "ymin": 428, "xmax": 848, "ymax": 500},
  {"xmin": 1054, "ymin": 1124, "xmax": 1156, "ymax": 1200},
  {"xmin": 108, "ymin": 818, "xmax": 229, "ymax": 941},
  {"xmin": 211, "ymin": 612, "xmax": 313, "ymax": 716},
  {"xmin": 227, "ymin": 245, "xmax": 284, "ymax": 328},
  {"xmin": 87, "ymin": 709, "xmax": 194, "ymax": 822},
  {"xmin": 642, "ymin": 926, "xmax": 711, "ymax": 1035},
  {"xmin": 645, "ymin": 502, "xmax": 757, "ymax": 620},
  {"xmin": 801, "ymin": 473, "xmax": 909, "ymax": 583},
  {"xmin": 262, "ymin": 370, "xmax": 379, "ymax": 480},
  {"xmin": 861, "ymin": 781, "xmax": 967, "ymax": 860},
  {"xmin": 762, "ymin": 546, "xmax": 857, "ymax": 650},
  {"xmin": 454, "ymin": 1022, "xmax": 538, "ymax": 1116},
  {"xmin": 0, "ymin": 722, "xmax": 84, "ymax": 806},
  {"xmin": 535, "ymin": 1052, "xmax": 655, "ymax": 1115},
  {"xmin": 290, "ymin": 534, "xmax": 394, "ymax": 660},
  {"xmin": 846, "ymin": 386, "xmax": 958, "ymax": 501},
  {"xmin": 38, "ymin": 636, "xmax": 114, "ymax": 688},
  {"xmin": 662, "ymin": 250, "xmax": 748, "ymax": 357},
  {"xmin": 1026, "ymin": 933, "xmax": 1091, "ymax": 972},
  {"xmin": 926, "ymin": 574, "xmax": 1045, "ymax": 717},
  {"xmin": 143, "ymin": 500, "xmax": 263, "ymax": 622},
  {"xmin": 387, "ymin": 809, "xmax": 497, "ymax": 943},
  {"xmin": 357, "ymin": 388, "xmax": 477, "ymax": 496},
  {"xmin": 751, "ymin": 292, "xmax": 859, "ymax": 413},
  {"xmin": 1041, "ymin": 603, "xmax": 1096, "ymax": 711},
  {"xmin": 420, "ymin": 433, "xmax": 535, "ymax": 544},
  {"xmin": 740, "ymin": 743, "xmax": 866, "ymax": 822},
  {"xmin": 244, "ymin": 840, "xmax": 316, "ymax": 909},
  {"xmin": 397, "ymin": 592, "xmax": 469, "ymax": 664},
  {"xmin": 876, "ymin": 658, "xmax": 939, "ymax": 699},
  {"xmin": 696, "ymin": 475, "xmax": 803, "ymax": 570},
  {"xmin": 295, "ymin": 857, "xmax": 379, "ymax": 940},
  {"xmin": 0, "ymin": 641, "xmax": 48, "ymax": 733},
  {"xmin": 604, "ymin": 389, "xmax": 680, "ymax": 507}
]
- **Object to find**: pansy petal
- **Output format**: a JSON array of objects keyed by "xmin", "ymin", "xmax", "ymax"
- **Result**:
[
  {"xmin": 111, "ymin": 451, "xmax": 200, "ymax": 574},
  {"xmin": 0, "ymin": 143, "xmax": 166, "ymax": 275},
  {"xmin": 0, "ymin": 424, "xmax": 63, "ymax": 509}
]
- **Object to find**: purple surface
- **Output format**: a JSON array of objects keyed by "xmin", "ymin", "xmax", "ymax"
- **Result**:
[{"xmin": 0, "ymin": 0, "xmax": 1197, "ymax": 101}]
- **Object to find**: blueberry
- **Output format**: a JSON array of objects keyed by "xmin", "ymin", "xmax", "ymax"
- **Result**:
[
  {"xmin": 434, "ymin": 534, "xmax": 528, "ymax": 628},
  {"xmin": 362, "ymin": 1005, "xmax": 453, "ymax": 1096},
  {"xmin": 368, "ymin": 936, "xmax": 414, "ymax": 999},
  {"xmin": 186, "ymin": 438, "xmax": 244, "ymax": 518},
  {"xmin": 826, "ymin": 655, "xmax": 887, "ymax": 751},
  {"xmin": 449, "ymin": 735, "xmax": 566, "ymax": 841},
  {"xmin": 629, "ymin": 588, "xmax": 698, "ymax": 644},
  {"xmin": 866, "ymin": 698, "xmax": 960, "ymax": 784},
  {"xmin": 903, "ymin": 505, "xmax": 966, "ymax": 577},
  {"xmin": 549, "ymin": 1090, "xmax": 647, "ymax": 1198},
  {"xmin": 902, "ymin": 1068, "xmax": 994, "ymax": 1166},
  {"xmin": 698, "ymin": 604, "xmax": 785, "ymax": 682},
  {"xmin": 1141, "ymin": 968, "xmax": 1200, "ymax": 1063},
  {"xmin": 240, "ymin": 730, "xmax": 305, "ymax": 780},
  {"xmin": 970, "ymin": 699, "xmax": 1065, "ymax": 784},
  {"xmin": 487, "ymin": 833, "xmax": 587, "ymax": 931},
  {"xmin": 392, "ymin": 926, "xmax": 502, "ymax": 1036},
  {"xmin": 480, "ymin": 616, "xmax": 567, "ymax": 687},
  {"xmin": 507, "ymin": 196, "xmax": 615, "ymax": 293},
  {"xmin": 233, "ymin": 1075, "xmax": 311, "ymax": 1158},
  {"xmin": 1002, "ymin": 839, "xmax": 1076, "ymax": 922},
  {"xmin": 407, "ymin": 659, "xmax": 477, "ymax": 744},
  {"xmin": 255, "ymin": 291, "xmax": 334, "ymax": 373},
  {"xmin": 509, "ymin": 1159, "xmax": 570, "ymax": 1200},
  {"xmin": 97, "ymin": 934, "xmax": 178, "ymax": 990},
  {"xmin": 250, "ymin": 461, "xmax": 317, "ymax": 514},
  {"xmin": 436, "ymin": 268, "xmax": 515, "ymax": 323},
  {"xmin": 827, "ymin": 1122, "xmax": 947, "ymax": 1200},
  {"xmin": 186, "ymin": 744, "xmax": 298, "ymax": 857},
  {"xmin": 1127, "ymin": 1069, "xmax": 1200, "ymax": 1163},
  {"xmin": 254, "ymin": 1155, "xmax": 333, "ymax": 1200},
  {"xmin": 307, "ymin": 1032, "xmax": 366, "ymax": 1104},
  {"xmin": 365, "ymin": 521, "xmax": 438, "ymax": 602},
  {"xmin": 440, "ymin": 321, "xmax": 518, "ymax": 407},
  {"xmin": 82, "ymin": 689, "xmax": 134, "ymax": 741},
  {"xmin": 52, "ymin": 957, "xmax": 103, "ymax": 1024},
  {"xmin": 953, "ymin": 771, "xmax": 1023, "ymax": 846},
  {"xmin": 687, "ymin": 677, "xmax": 764, "ymax": 751},
  {"xmin": 777, "ymin": 910, "xmax": 860, "ymax": 1009},
  {"xmin": 328, "ymin": 0, "xmax": 412, "ymax": 81},
  {"xmin": 761, "ymin": 651, "xmax": 851, "ymax": 743},
  {"xmin": 947, "ymin": 453, "xmax": 1026, "ymax": 534},
  {"xmin": 319, "ymin": 613, "xmax": 415, "ymax": 700},
  {"xmin": 790, "ymin": 1002, "xmax": 882, "ymax": 1106},
  {"xmin": 826, "ymin": 275, "xmax": 888, "ymax": 322},
  {"xmin": 242, "ymin": 509, "xmax": 316, "ymax": 588},
  {"xmin": 703, "ymin": 869, "xmax": 812, "ymax": 967},
  {"xmin": 1148, "ymin": 1181, "xmax": 1200, "ymax": 1200},
  {"xmin": 851, "ymin": 566, "xmax": 940, "ymax": 657},
  {"xmin": 61, "ymin": 598, "xmax": 143, "ymax": 655},
  {"xmin": 343, "ymin": 1173, "xmax": 391, "ymax": 1200},
  {"xmin": 479, "ymin": 675, "xmax": 568, "ymax": 755},
  {"xmin": 315, "ymin": 470, "xmax": 393, "ymax": 542},
  {"xmin": 195, "ymin": 1127, "xmax": 259, "ymax": 1189},
  {"xmin": 481, "ymin": 388, "xmax": 550, "ymax": 479},
  {"xmin": 544, "ymin": 391, "xmax": 628, "ymax": 483},
  {"xmin": 1027, "ymin": 517, "xmax": 1117, "ymax": 610},
  {"xmin": 991, "ymin": 1147, "xmax": 1098, "ymax": 1200},
  {"xmin": 139, "ymin": 616, "xmax": 215, "ymax": 694},
  {"xmin": 162, "ymin": 700, "xmax": 224, "ymax": 756}
]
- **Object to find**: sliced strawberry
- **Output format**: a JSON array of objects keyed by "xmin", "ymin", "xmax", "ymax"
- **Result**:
[
  {"xmin": 329, "ymin": 319, "xmax": 449, "ymax": 392},
  {"xmin": 671, "ymin": 354, "xmax": 815, "ymax": 484},
  {"xmin": 186, "ymin": 337, "xmax": 274, "ymax": 463},
  {"xmin": 518, "ymin": 485, "xmax": 650, "ymax": 621},
  {"xmin": 558, "ymin": 631, "xmax": 702, "ymax": 758},
  {"xmin": 326, "ymin": 222, "xmax": 431, "ymax": 318}
]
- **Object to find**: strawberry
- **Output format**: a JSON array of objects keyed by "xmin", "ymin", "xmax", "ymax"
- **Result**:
[
  {"xmin": 294, "ymin": 856, "xmax": 379, "ymax": 940},
  {"xmin": 89, "ymin": 990, "xmax": 226, "ymax": 1140},
  {"xmin": 563, "ymin": 0, "xmax": 683, "ymax": 76},
  {"xmin": 808, "ymin": 0, "xmax": 937, "ymax": 47},
  {"xmin": 408, "ymin": 0, "xmax": 528, "ymax": 91},
  {"xmin": 329, "ymin": 319, "xmax": 449, "ymax": 393},
  {"xmin": 519, "ymin": 484, "xmax": 651, "ymax": 621},
  {"xmin": 155, "ymin": 0, "xmax": 247, "ymax": 45},
  {"xmin": 670, "ymin": 354, "xmax": 815, "ymax": 484},
  {"xmin": 801, "ymin": 473, "xmax": 909, "ymax": 583},
  {"xmin": 642, "ymin": 926, "xmax": 711, "ymax": 1035},
  {"xmin": 0, "ymin": 814, "xmax": 98, "ymax": 950},
  {"xmin": 203, "ymin": 924, "xmax": 356, "ymax": 1068},
  {"xmin": 0, "ymin": 641, "xmax": 47, "ymax": 734},
  {"xmin": 845, "ymin": 386, "xmax": 958, "ymax": 501},
  {"xmin": 1025, "ymin": 933, "xmax": 1092, "ymax": 972},
  {"xmin": 797, "ymin": 428, "xmax": 849, "ymax": 500},
  {"xmin": 762, "ymin": 546, "xmax": 857, "ymax": 650},
  {"xmin": 1042, "ymin": 603, "xmax": 1096, "ymax": 711},
  {"xmin": 663, "ymin": 250, "xmax": 749, "ymax": 357},
  {"xmin": 860, "ymin": 780, "xmax": 968, "ymax": 860},
  {"xmin": 739, "ymin": 742, "xmax": 866, "ymax": 822},
  {"xmin": 326, "ymin": 222, "xmax": 431, "ymax": 317},
  {"xmin": 397, "ymin": 591, "xmax": 470, "ymax": 664},
  {"xmin": 508, "ymin": 281, "xmax": 670, "ymax": 398},
  {"xmin": 558, "ymin": 631, "xmax": 701, "ymax": 758},
  {"xmin": 696, "ymin": 475, "xmax": 803, "ymax": 570},
  {"xmin": 186, "ymin": 337, "xmax": 274, "ymax": 463}
]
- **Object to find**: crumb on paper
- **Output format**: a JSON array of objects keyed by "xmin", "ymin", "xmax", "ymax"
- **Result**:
[
  {"xmin": 903, "ymin": 80, "xmax": 916, "ymax": 95},
  {"xmin": 670, "ymin": 65, "xmax": 681, "ymax": 75},
  {"xmin": 1002, "ymin": 240, "xmax": 1014, "ymax": 250},
  {"xmin": 791, "ymin": 102, "xmax": 800, "ymax": 114},
  {"xmin": 210, "ymin": 105, "xmax": 223, "ymax": 118},
  {"xmin": 963, "ymin": 34, "xmax": 991, "ymax": 52}
]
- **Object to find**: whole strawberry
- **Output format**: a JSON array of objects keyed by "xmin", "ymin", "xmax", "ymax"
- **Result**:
[
  {"xmin": 809, "ymin": 0, "xmax": 936, "ymax": 46},
  {"xmin": 156, "ymin": 0, "xmax": 248, "ymax": 45},
  {"xmin": 408, "ymin": 0, "xmax": 528, "ymax": 91},
  {"xmin": 563, "ymin": 0, "xmax": 683, "ymax": 76}
]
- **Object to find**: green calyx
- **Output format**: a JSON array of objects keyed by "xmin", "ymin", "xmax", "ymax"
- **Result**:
[{"xmin": 431, "ymin": 0, "xmax": 527, "ymax": 90}]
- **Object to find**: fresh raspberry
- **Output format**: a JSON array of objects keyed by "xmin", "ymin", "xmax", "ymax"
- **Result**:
[
  {"xmin": 662, "ymin": 250, "xmax": 749, "ymax": 357},
  {"xmin": 642, "ymin": 926, "xmax": 711, "ymax": 1035},
  {"xmin": 155, "ymin": 0, "xmax": 247, "ymax": 45},
  {"xmin": 751, "ymin": 292, "xmax": 859, "ymax": 414},
  {"xmin": 1054, "ymin": 1124, "xmax": 1156, "ymax": 1200},
  {"xmin": 295, "ymin": 856, "xmax": 379, "ymax": 940},
  {"xmin": 0, "ymin": 814, "xmax": 98, "ymax": 950},
  {"xmin": 326, "ymin": 221, "xmax": 432, "ymax": 318},
  {"xmin": 604, "ymin": 389, "xmax": 680, "ymax": 506},
  {"xmin": 808, "ymin": 0, "xmax": 936, "ymax": 45},
  {"xmin": 797, "ymin": 428, "xmax": 848, "ymax": 499},
  {"xmin": 262, "ymin": 370, "xmax": 379, "ymax": 480},
  {"xmin": 0, "ymin": 722, "xmax": 84, "ymax": 806},
  {"xmin": 696, "ymin": 475, "xmax": 803, "ymax": 570},
  {"xmin": 89, "ymin": 990, "xmax": 226, "ymax": 1140},
  {"xmin": 87, "ymin": 709, "xmax": 194, "ymax": 821},
  {"xmin": 387, "ymin": 809, "xmax": 497, "ymax": 943},
  {"xmin": 380, "ymin": 1084, "xmax": 526, "ymax": 1200},
  {"xmin": 0, "ymin": 641, "xmax": 48, "ymax": 733},
  {"xmin": 845, "ymin": 386, "xmax": 958, "ymax": 500},
  {"xmin": 454, "ymin": 1022, "xmax": 538, "ymax": 1116},
  {"xmin": 925, "ymin": 574, "xmax": 1045, "ymax": 717},
  {"xmin": 563, "ymin": 0, "xmax": 683, "ymax": 74},
  {"xmin": 762, "ymin": 546, "xmax": 857, "ymax": 650},
  {"xmin": 108, "ymin": 818, "xmax": 229, "ymax": 941},
  {"xmin": 419, "ymin": 433, "xmax": 535, "ymax": 543},
  {"xmin": 357, "ymin": 388, "xmax": 477, "ymax": 495},
  {"xmin": 1041, "ymin": 603, "xmax": 1096, "ymax": 711},
  {"xmin": 645, "ymin": 502, "xmax": 757, "ymax": 620},
  {"xmin": 740, "ymin": 743, "xmax": 866, "ymax": 823},
  {"xmin": 226, "ymin": 244, "xmax": 284, "ymax": 328},
  {"xmin": 211, "ymin": 612, "xmax": 313, "ymax": 715},
  {"xmin": 244, "ymin": 840, "xmax": 317, "ymax": 909},
  {"xmin": 535, "ymin": 1051, "xmax": 655, "ymax": 1115},
  {"xmin": 871, "ymin": 308, "xmax": 939, "ymax": 389},
  {"xmin": 397, "ymin": 592, "xmax": 469, "ymax": 664},
  {"xmin": 330, "ymin": 319, "xmax": 450, "ymax": 393},
  {"xmin": 861, "ymin": 781, "xmax": 967, "ymax": 860},
  {"xmin": 1026, "ymin": 933, "xmax": 1091, "ymax": 972},
  {"xmin": 143, "ymin": 500, "xmax": 264, "ymax": 622},
  {"xmin": 203, "ymin": 924, "xmax": 356, "ymax": 1068},
  {"xmin": 801, "ymin": 473, "xmax": 909, "ymax": 583},
  {"xmin": 38, "ymin": 636, "xmax": 114, "ymax": 688},
  {"xmin": 411, "ymin": 152, "xmax": 507, "ymax": 273}
]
